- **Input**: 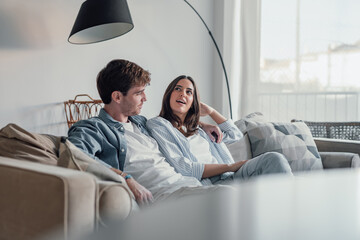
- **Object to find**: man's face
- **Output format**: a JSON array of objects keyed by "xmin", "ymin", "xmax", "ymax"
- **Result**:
[{"xmin": 120, "ymin": 84, "xmax": 147, "ymax": 116}]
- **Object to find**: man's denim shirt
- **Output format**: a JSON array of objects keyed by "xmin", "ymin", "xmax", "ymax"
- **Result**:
[{"xmin": 67, "ymin": 108, "xmax": 150, "ymax": 170}]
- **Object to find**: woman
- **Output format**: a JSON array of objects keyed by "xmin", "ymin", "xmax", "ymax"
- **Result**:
[{"xmin": 146, "ymin": 75, "xmax": 292, "ymax": 185}]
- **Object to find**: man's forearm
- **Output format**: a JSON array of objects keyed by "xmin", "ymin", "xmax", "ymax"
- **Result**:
[
  {"xmin": 111, "ymin": 168, "xmax": 154, "ymax": 204},
  {"xmin": 111, "ymin": 168, "xmax": 131, "ymax": 178}
]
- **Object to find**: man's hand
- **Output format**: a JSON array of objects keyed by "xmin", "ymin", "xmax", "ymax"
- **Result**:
[
  {"xmin": 200, "ymin": 121, "xmax": 223, "ymax": 143},
  {"xmin": 111, "ymin": 168, "xmax": 154, "ymax": 205},
  {"xmin": 126, "ymin": 178, "xmax": 154, "ymax": 206}
]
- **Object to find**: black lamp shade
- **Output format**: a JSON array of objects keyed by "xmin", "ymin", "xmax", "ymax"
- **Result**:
[{"xmin": 68, "ymin": 0, "xmax": 134, "ymax": 44}]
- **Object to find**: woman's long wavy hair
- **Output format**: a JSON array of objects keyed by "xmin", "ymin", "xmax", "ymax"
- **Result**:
[{"xmin": 159, "ymin": 75, "xmax": 200, "ymax": 137}]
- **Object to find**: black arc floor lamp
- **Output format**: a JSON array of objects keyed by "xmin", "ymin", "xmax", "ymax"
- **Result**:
[
  {"xmin": 68, "ymin": 0, "xmax": 233, "ymax": 119},
  {"xmin": 68, "ymin": 0, "xmax": 134, "ymax": 44},
  {"xmin": 183, "ymin": 1, "xmax": 233, "ymax": 119}
]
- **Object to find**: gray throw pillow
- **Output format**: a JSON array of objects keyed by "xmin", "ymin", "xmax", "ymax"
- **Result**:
[
  {"xmin": 246, "ymin": 121, "xmax": 323, "ymax": 172},
  {"xmin": 235, "ymin": 112, "xmax": 265, "ymax": 134}
]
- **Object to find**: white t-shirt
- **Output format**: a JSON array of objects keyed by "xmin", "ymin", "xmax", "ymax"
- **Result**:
[
  {"xmin": 122, "ymin": 122, "xmax": 201, "ymax": 200},
  {"xmin": 188, "ymin": 133, "xmax": 218, "ymax": 164}
]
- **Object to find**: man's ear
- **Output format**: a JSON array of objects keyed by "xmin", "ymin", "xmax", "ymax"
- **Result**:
[{"xmin": 111, "ymin": 91, "xmax": 123, "ymax": 103}]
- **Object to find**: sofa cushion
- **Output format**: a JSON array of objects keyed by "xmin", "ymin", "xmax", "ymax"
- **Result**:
[
  {"xmin": 245, "ymin": 121, "xmax": 323, "ymax": 172},
  {"xmin": 58, "ymin": 138, "xmax": 126, "ymax": 183},
  {"xmin": 227, "ymin": 112, "xmax": 265, "ymax": 161},
  {"xmin": 0, "ymin": 124, "xmax": 59, "ymax": 165},
  {"xmin": 226, "ymin": 134, "xmax": 252, "ymax": 162},
  {"xmin": 235, "ymin": 112, "xmax": 266, "ymax": 134}
]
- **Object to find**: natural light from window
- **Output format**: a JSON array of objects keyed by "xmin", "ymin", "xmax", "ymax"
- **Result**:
[{"xmin": 259, "ymin": 0, "xmax": 360, "ymax": 122}]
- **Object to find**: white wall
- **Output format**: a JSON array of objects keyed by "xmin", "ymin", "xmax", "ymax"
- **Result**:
[{"xmin": 0, "ymin": 0, "xmax": 225, "ymax": 136}]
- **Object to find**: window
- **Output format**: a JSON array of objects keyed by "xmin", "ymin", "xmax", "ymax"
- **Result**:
[{"xmin": 259, "ymin": 0, "xmax": 360, "ymax": 121}]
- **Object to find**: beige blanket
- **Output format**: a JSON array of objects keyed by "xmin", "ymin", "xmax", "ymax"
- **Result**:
[
  {"xmin": 0, "ymin": 124, "xmax": 59, "ymax": 165},
  {"xmin": 0, "ymin": 123, "xmax": 125, "ymax": 184}
]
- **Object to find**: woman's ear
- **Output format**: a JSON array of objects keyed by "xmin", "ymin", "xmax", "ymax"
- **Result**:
[{"xmin": 111, "ymin": 91, "xmax": 123, "ymax": 103}]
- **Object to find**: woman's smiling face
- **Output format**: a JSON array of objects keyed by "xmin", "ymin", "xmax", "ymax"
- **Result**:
[{"xmin": 169, "ymin": 78, "xmax": 194, "ymax": 121}]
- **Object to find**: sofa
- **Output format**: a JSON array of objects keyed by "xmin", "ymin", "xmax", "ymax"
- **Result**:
[
  {"xmin": 226, "ymin": 113, "xmax": 360, "ymax": 170},
  {"xmin": 0, "ymin": 115, "xmax": 360, "ymax": 240},
  {"xmin": 0, "ymin": 124, "xmax": 135, "ymax": 240}
]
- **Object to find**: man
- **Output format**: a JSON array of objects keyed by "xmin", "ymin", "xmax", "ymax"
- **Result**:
[{"xmin": 68, "ymin": 59, "xmax": 222, "ymax": 205}]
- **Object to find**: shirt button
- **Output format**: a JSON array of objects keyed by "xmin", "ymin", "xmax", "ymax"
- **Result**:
[
  {"xmin": 121, "ymin": 148, "xmax": 125, "ymax": 152},
  {"xmin": 120, "ymin": 127, "xmax": 124, "ymax": 131}
]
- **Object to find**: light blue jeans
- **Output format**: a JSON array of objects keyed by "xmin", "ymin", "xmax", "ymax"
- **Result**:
[{"xmin": 213, "ymin": 152, "xmax": 293, "ymax": 184}]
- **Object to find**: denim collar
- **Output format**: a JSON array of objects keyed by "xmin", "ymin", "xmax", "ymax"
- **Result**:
[{"xmin": 98, "ymin": 108, "xmax": 144, "ymax": 129}]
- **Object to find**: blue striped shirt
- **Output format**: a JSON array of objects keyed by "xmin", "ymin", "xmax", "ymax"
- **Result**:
[{"xmin": 146, "ymin": 117, "xmax": 243, "ymax": 185}]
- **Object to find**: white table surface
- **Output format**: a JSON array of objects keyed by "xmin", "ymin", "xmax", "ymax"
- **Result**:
[{"xmin": 88, "ymin": 169, "xmax": 360, "ymax": 240}]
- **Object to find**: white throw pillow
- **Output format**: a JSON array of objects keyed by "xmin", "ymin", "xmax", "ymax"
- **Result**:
[{"xmin": 226, "ymin": 134, "xmax": 252, "ymax": 162}]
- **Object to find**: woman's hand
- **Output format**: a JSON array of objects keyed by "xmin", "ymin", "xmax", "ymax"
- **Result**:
[
  {"xmin": 229, "ymin": 160, "xmax": 248, "ymax": 172},
  {"xmin": 200, "ymin": 121, "xmax": 223, "ymax": 143},
  {"xmin": 200, "ymin": 102, "xmax": 214, "ymax": 116},
  {"xmin": 202, "ymin": 160, "xmax": 249, "ymax": 178},
  {"xmin": 200, "ymin": 102, "xmax": 227, "ymax": 125}
]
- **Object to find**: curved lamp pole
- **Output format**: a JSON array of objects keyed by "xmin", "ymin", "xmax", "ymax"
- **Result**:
[
  {"xmin": 183, "ymin": 0, "xmax": 233, "ymax": 119},
  {"xmin": 68, "ymin": 0, "xmax": 232, "ymax": 118}
]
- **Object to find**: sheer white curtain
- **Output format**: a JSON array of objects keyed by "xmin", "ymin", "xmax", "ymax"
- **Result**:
[{"xmin": 221, "ymin": 0, "xmax": 261, "ymax": 120}]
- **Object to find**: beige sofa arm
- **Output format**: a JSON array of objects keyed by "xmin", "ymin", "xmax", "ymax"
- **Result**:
[
  {"xmin": 314, "ymin": 138, "xmax": 360, "ymax": 156},
  {"xmin": 97, "ymin": 180, "xmax": 135, "ymax": 226},
  {"xmin": 0, "ymin": 157, "xmax": 97, "ymax": 240}
]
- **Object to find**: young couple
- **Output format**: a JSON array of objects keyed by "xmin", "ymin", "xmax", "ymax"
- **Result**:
[{"xmin": 68, "ymin": 59, "xmax": 292, "ymax": 206}]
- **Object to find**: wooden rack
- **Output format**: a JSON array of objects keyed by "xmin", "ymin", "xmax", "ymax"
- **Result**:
[{"xmin": 64, "ymin": 94, "xmax": 103, "ymax": 128}]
